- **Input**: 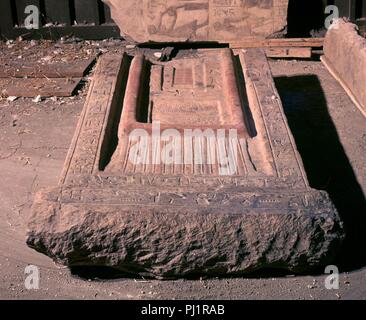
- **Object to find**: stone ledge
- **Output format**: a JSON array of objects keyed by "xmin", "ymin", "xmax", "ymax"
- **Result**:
[{"xmin": 323, "ymin": 19, "xmax": 366, "ymax": 117}]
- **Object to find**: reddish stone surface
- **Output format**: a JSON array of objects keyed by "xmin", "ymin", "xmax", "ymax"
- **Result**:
[
  {"xmin": 26, "ymin": 49, "xmax": 344, "ymax": 278},
  {"xmin": 102, "ymin": 0, "xmax": 289, "ymax": 43}
]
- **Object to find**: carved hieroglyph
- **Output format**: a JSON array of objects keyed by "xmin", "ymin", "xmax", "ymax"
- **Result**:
[
  {"xmin": 27, "ymin": 49, "xmax": 344, "ymax": 278},
  {"xmin": 103, "ymin": 0, "xmax": 289, "ymax": 42}
]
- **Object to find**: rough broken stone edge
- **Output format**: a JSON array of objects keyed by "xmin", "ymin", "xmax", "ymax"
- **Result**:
[{"xmin": 27, "ymin": 187, "xmax": 345, "ymax": 279}]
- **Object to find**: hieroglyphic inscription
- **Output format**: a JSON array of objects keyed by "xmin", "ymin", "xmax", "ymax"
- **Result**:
[
  {"xmin": 66, "ymin": 174, "xmax": 307, "ymax": 190},
  {"xmin": 103, "ymin": 0, "xmax": 289, "ymax": 42},
  {"xmin": 239, "ymin": 49, "xmax": 308, "ymax": 188},
  {"xmin": 61, "ymin": 54, "xmax": 125, "ymax": 182},
  {"xmin": 56, "ymin": 186, "xmax": 328, "ymax": 215}
]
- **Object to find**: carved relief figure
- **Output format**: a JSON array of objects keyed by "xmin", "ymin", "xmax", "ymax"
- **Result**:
[{"xmin": 143, "ymin": 0, "xmax": 209, "ymax": 38}]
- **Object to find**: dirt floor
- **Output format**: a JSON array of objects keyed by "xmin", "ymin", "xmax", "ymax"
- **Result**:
[{"xmin": 0, "ymin": 40, "xmax": 366, "ymax": 300}]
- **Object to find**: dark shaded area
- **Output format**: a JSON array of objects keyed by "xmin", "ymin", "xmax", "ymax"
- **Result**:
[
  {"xmin": 356, "ymin": 0, "xmax": 364, "ymax": 19},
  {"xmin": 70, "ymin": 266, "xmax": 138, "ymax": 280},
  {"xmin": 287, "ymin": 0, "xmax": 327, "ymax": 37},
  {"xmin": 233, "ymin": 54, "xmax": 258, "ymax": 138},
  {"xmin": 138, "ymin": 42, "xmax": 229, "ymax": 50},
  {"xmin": 70, "ymin": 266, "xmax": 321, "ymax": 281},
  {"xmin": 99, "ymin": 55, "xmax": 132, "ymax": 170},
  {"xmin": 136, "ymin": 60, "xmax": 152, "ymax": 123},
  {"xmin": 274, "ymin": 75, "xmax": 366, "ymax": 272}
]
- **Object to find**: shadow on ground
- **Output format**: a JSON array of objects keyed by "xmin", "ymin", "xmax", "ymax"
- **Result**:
[{"xmin": 274, "ymin": 75, "xmax": 366, "ymax": 272}]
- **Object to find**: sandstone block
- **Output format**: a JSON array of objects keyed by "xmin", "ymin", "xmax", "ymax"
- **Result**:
[
  {"xmin": 27, "ymin": 49, "xmax": 344, "ymax": 278},
  {"xmin": 103, "ymin": 0, "xmax": 289, "ymax": 43}
]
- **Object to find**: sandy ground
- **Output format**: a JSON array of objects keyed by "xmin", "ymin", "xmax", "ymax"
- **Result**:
[{"xmin": 0, "ymin": 41, "xmax": 366, "ymax": 300}]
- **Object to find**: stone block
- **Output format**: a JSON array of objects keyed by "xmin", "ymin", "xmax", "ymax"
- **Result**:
[{"xmin": 103, "ymin": 0, "xmax": 289, "ymax": 43}]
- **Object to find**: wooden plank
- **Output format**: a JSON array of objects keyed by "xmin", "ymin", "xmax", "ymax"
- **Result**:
[
  {"xmin": 350, "ymin": 0, "xmax": 357, "ymax": 20},
  {"xmin": 0, "ymin": 0, "xmax": 14, "ymax": 33},
  {"xmin": 0, "ymin": 58, "xmax": 95, "ymax": 78},
  {"xmin": 74, "ymin": 0, "xmax": 100, "ymax": 25},
  {"xmin": 265, "ymin": 47, "xmax": 312, "ymax": 59},
  {"xmin": 335, "ymin": 0, "xmax": 357, "ymax": 20},
  {"xmin": 321, "ymin": 55, "xmax": 366, "ymax": 118},
  {"xmin": 44, "ymin": 0, "xmax": 72, "ymax": 26},
  {"xmin": 230, "ymin": 38, "xmax": 324, "ymax": 49},
  {"xmin": 0, "ymin": 77, "xmax": 81, "ymax": 97}
]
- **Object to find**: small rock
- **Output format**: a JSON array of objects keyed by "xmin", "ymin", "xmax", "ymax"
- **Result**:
[
  {"xmin": 33, "ymin": 95, "xmax": 42, "ymax": 103},
  {"xmin": 7, "ymin": 96, "xmax": 18, "ymax": 102}
]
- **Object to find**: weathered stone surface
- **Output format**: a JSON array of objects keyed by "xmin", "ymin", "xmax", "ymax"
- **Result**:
[
  {"xmin": 27, "ymin": 49, "xmax": 345, "ymax": 278},
  {"xmin": 102, "ymin": 0, "xmax": 289, "ymax": 43},
  {"xmin": 322, "ymin": 19, "xmax": 366, "ymax": 118},
  {"xmin": 28, "ymin": 187, "xmax": 342, "ymax": 277}
]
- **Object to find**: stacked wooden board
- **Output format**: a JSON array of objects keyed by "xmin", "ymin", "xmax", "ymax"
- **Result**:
[
  {"xmin": 230, "ymin": 38, "xmax": 324, "ymax": 59},
  {"xmin": 0, "ymin": 56, "xmax": 95, "ymax": 98}
]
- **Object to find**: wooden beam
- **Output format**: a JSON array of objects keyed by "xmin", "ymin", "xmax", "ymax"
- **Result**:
[
  {"xmin": 265, "ymin": 47, "xmax": 312, "ymax": 59},
  {"xmin": 230, "ymin": 38, "xmax": 324, "ymax": 49}
]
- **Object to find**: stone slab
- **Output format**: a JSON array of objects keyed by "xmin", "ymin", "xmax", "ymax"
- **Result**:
[
  {"xmin": 322, "ymin": 19, "xmax": 366, "ymax": 118},
  {"xmin": 26, "ymin": 50, "xmax": 344, "ymax": 278},
  {"xmin": 102, "ymin": 0, "xmax": 289, "ymax": 43},
  {"xmin": 229, "ymin": 37, "xmax": 324, "ymax": 49}
]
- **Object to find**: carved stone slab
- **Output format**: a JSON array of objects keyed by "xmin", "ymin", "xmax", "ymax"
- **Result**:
[
  {"xmin": 27, "ymin": 49, "xmax": 344, "ymax": 278},
  {"xmin": 102, "ymin": 0, "xmax": 289, "ymax": 43}
]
